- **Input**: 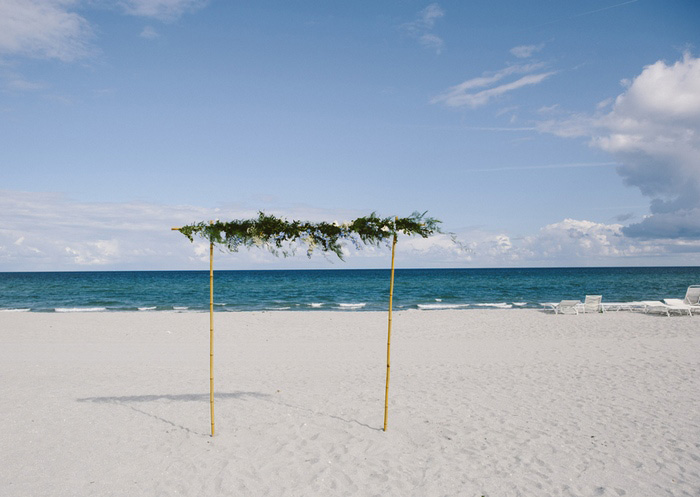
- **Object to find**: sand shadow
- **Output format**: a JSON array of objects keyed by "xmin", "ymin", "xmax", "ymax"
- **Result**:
[
  {"xmin": 77, "ymin": 391, "xmax": 270, "ymax": 436},
  {"xmin": 77, "ymin": 392, "xmax": 381, "ymax": 433},
  {"xmin": 77, "ymin": 391, "xmax": 269, "ymax": 404}
]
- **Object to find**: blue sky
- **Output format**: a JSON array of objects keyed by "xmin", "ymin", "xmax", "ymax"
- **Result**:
[{"xmin": 1, "ymin": 0, "xmax": 699, "ymax": 270}]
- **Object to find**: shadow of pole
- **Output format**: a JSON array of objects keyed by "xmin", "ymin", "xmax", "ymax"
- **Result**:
[
  {"xmin": 76, "ymin": 392, "xmax": 271, "ymax": 436},
  {"xmin": 77, "ymin": 391, "xmax": 382, "ymax": 433}
]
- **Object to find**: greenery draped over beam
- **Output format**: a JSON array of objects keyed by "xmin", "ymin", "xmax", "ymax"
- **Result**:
[{"xmin": 177, "ymin": 211, "xmax": 443, "ymax": 259}]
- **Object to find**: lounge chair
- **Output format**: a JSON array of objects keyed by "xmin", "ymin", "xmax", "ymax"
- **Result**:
[
  {"xmin": 582, "ymin": 295, "xmax": 603, "ymax": 313},
  {"xmin": 554, "ymin": 300, "xmax": 581, "ymax": 315},
  {"xmin": 663, "ymin": 298, "xmax": 696, "ymax": 316},
  {"xmin": 656, "ymin": 286, "xmax": 700, "ymax": 316},
  {"xmin": 642, "ymin": 301, "xmax": 692, "ymax": 317},
  {"xmin": 683, "ymin": 285, "xmax": 700, "ymax": 314},
  {"xmin": 642, "ymin": 301, "xmax": 671, "ymax": 316},
  {"xmin": 600, "ymin": 302, "xmax": 645, "ymax": 312},
  {"xmin": 684, "ymin": 285, "xmax": 700, "ymax": 304},
  {"xmin": 541, "ymin": 302, "xmax": 558, "ymax": 313}
]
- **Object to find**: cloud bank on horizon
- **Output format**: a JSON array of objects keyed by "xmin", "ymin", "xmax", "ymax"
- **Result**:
[{"xmin": 0, "ymin": 190, "xmax": 690, "ymax": 271}]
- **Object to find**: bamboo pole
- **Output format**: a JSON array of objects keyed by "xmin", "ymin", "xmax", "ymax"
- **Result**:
[
  {"xmin": 383, "ymin": 219, "xmax": 398, "ymax": 432},
  {"xmin": 172, "ymin": 225, "xmax": 215, "ymax": 437},
  {"xmin": 209, "ymin": 235, "xmax": 215, "ymax": 437}
]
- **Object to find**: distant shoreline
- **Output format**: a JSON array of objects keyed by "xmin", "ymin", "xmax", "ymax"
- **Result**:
[{"xmin": 2, "ymin": 265, "xmax": 700, "ymax": 274}]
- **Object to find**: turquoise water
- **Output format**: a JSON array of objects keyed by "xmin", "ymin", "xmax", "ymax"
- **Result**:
[{"xmin": 1, "ymin": 267, "xmax": 699, "ymax": 312}]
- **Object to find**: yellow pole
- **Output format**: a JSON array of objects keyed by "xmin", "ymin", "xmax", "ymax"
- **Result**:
[
  {"xmin": 383, "ymin": 220, "xmax": 398, "ymax": 431},
  {"xmin": 209, "ymin": 233, "xmax": 215, "ymax": 437},
  {"xmin": 172, "ymin": 225, "xmax": 215, "ymax": 436}
]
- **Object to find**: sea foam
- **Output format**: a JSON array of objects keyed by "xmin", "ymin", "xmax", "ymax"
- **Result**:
[
  {"xmin": 338, "ymin": 303, "xmax": 366, "ymax": 309},
  {"xmin": 55, "ymin": 307, "xmax": 106, "ymax": 313},
  {"xmin": 417, "ymin": 303, "xmax": 470, "ymax": 310}
]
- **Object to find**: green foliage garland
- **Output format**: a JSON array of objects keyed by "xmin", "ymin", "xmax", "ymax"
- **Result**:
[{"xmin": 178, "ymin": 211, "xmax": 442, "ymax": 259}]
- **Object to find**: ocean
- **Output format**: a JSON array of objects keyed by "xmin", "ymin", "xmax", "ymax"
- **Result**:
[{"xmin": 1, "ymin": 267, "xmax": 699, "ymax": 313}]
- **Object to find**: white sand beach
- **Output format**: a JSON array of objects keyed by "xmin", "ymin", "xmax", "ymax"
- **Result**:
[{"xmin": 0, "ymin": 310, "xmax": 698, "ymax": 497}]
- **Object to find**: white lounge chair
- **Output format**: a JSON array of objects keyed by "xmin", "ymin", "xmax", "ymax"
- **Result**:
[
  {"xmin": 682, "ymin": 285, "xmax": 700, "ymax": 314},
  {"xmin": 581, "ymin": 295, "xmax": 603, "ymax": 313},
  {"xmin": 663, "ymin": 298, "xmax": 696, "ymax": 316},
  {"xmin": 684, "ymin": 285, "xmax": 700, "ymax": 304},
  {"xmin": 554, "ymin": 300, "xmax": 581, "ymax": 315},
  {"xmin": 656, "ymin": 286, "xmax": 700, "ymax": 316},
  {"xmin": 541, "ymin": 302, "xmax": 559, "ymax": 313},
  {"xmin": 642, "ymin": 301, "xmax": 671, "ymax": 316},
  {"xmin": 642, "ymin": 300, "xmax": 692, "ymax": 317},
  {"xmin": 601, "ymin": 302, "xmax": 645, "ymax": 312}
]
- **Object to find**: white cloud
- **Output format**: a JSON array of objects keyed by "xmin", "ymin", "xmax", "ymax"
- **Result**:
[
  {"xmin": 525, "ymin": 219, "xmax": 628, "ymax": 259},
  {"xmin": 401, "ymin": 3, "xmax": 445, "ymax": 54},
  {"xmin": 537, "ymin": 112, "xmax": 595, "ymax": 138},
  {"xmin": 118, "ymin": 0, "xmax": 208, "ymax": 22},
  {"xmin": 510, "ymin": 44, "xmax": 544, "ymax": 59},
  {"xmin": 2, "ymin": 191, "xmax": 458, "ymax": 270},
  {"xmin": 0, "ymin": 0, "xmax": 208, "ymax": 65},
  {"xmin": 3, "ymin": 190, "xmax": 698, "ymax": 270},
  {"xmin": 539, "ymin": 53, "xmax": 700, "ymax": 239},
  {"xmin": 441, "ymin": 62, "xmax": 545, "ymax": 93},
  {"xmin": 0, "ymin": 190, "xmax": 219, "ymax": 270},
  {"xmin": 0, "ymin": 0, "xmax": 93, "ymax": 61},
  {"xmin": 64, "ymin": 239, "xmax": 120, "ymax": 265},
  {"xmin": 3, "ymin": 74, "xmax": 45, "ymax": 91},
  {"xmin": 140, "ymin": 26, "xmax": 159, "ymax": 39},
  {"xmin": 419, "ymin": 33, "xmax": 444, "ymax": 53},
  {"xmin": 403, "ymin": 3, "xmax": 444, "ymax": 32},
  {"xmin": 432, "ymin": 65, "xmax": 555, "ymax": 108},
  {"xmin": 419, "ymin": 3, "xmax": 444, "ymax": 28},
  {"xmin": 521, "ymin": 218, "xmax": 700, "ymax": 262},
  {"xmin": 447, "ymin": 218, "xmax": 697, "ymax": 267}
]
